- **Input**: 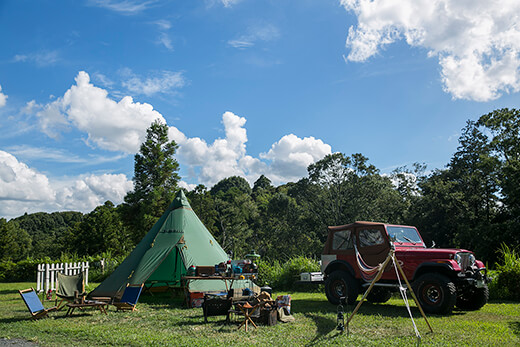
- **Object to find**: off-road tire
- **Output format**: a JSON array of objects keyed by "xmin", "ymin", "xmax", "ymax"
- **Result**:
[
  {"xmin": 456, "ymin": 284, "xmax": 489, "ymax": 311},
  {"xmin": 325, "ymin": 270, "xmax": 358, "ymax": 305},
  {"xmin": 367, "ymin": 287, "xmax": 392, "ymax": 303},
  {"xmin": 412, "ymin": 273, "xmax": 456, "ymax": 315}
]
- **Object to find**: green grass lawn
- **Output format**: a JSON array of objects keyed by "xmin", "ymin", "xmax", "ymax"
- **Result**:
[{"xmin": 1, "ymin": 282, "xmax": 519, "ymax": 346}]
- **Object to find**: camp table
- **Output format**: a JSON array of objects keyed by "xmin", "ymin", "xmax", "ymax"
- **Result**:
[
  {"xmin": 65, "ymin": 300, "xmax": 108, "ymax": 317},
  {"xmin": 181, "ymin": 276, "xmax": 235, "ymax": 307}
]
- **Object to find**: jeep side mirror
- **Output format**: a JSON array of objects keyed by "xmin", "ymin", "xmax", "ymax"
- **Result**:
[{"xmin": 431, "ymin": 241, "xmax": 436, "ymax": 248}]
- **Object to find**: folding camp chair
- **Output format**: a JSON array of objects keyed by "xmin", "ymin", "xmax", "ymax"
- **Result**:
[
  {"xmin": 19, "ymin": 288, "xmax": 57, "ymax": 319},
  {"xmin": 113, "ymin": 283, "xmax": 144, "ymax": 311},
  {"xmin": 55, "ymin": 272, "xmax": 86, "ymax": 310}
]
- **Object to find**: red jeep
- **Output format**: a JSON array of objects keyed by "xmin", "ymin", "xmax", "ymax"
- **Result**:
[{"xmin": 322, "ymin": 221, "xmax": 490, "ymax": 314}]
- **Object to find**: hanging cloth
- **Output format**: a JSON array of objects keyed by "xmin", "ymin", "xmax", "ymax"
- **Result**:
[{"xmin": 353, "ymin": 243, "xmax": 384, "ymax": 282}]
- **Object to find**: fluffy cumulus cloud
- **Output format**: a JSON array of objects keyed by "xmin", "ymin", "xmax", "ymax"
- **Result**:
[
  {"xmin": 173, "ymin": 112, "xmax": 332, "ymax": 187},
  {"xmin": 37, "ymin": 71, "xmax": 165, "ymax": 153},
  {"xmin": 173, "ymin": 111, "xmax": 267, "ymax": 187},
  {"xmin": 0, "ymin": 150, "xmax": 133, "ymax": 219},
  {"xmin": 0, "ymin": 85, "xmax": 7, "ymax": 108},
  {"xmin": 261, "ymin": 134, "xmax": 332, "ymax": 183},
  {"xmin": 341, "ymin": 0, "xmax": 520, "ymax": 101}
]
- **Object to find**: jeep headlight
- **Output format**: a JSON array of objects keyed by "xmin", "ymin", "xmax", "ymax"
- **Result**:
[{"xmin": 455, "ymin": 252, "xmax": 476, "ymax": 270}]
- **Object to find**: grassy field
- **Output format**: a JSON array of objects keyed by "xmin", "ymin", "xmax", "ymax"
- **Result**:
[{"xmin": 1, "ymin": 282, "xmax": 519, "ymax": 346}]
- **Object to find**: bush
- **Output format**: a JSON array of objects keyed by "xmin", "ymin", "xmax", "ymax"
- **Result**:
[
  {"xmin": 489, "ymin": 244, "xmax": 520, "ymax": 301},
  {"xmin": 257, "ymin": 256, "xmax": 320, "ymax": 291}
]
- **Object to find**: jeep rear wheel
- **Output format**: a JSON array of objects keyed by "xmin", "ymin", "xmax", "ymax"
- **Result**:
[
  {"xmin": 325, "ymin": 270, "xmax": 358, "ymax": 305},
  {"xmin": 456, "ymin": 284, "xmax": 489, "ymax": 311},
  {"xmin": 412, "ymin": 273, "xmax": 456, "ymax": 315}
]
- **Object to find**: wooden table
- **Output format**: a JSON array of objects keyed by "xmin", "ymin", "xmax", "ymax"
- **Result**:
[{"xmin": 65, "ymin": 301, "xmax": 108, "ymax": 317}]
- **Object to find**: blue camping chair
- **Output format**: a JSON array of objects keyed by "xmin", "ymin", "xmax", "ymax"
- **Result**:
[
  {"xmin": 113, "ymin": 283, "xmax": 144, "ymax": 311},
  {"xmin": 19, "ymin": 288, "xmax": 57, "ymax": 319}
]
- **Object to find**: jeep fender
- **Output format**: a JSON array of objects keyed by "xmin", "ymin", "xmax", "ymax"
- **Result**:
[
  {"xmin": 324, "ymin": 260, "xmax": 356, "ymax": 278},
  {"xmin": 412, "ymin": 262, "xmax": 456, "ymax": 281}
]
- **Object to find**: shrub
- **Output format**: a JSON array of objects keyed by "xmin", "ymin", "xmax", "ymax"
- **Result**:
[
  {"xmin": 257, "ymin": 256, "xmax": 320, "ymax": 291},
  {"xmin": 489, "ymin": 244, "xmax": 520, "ymax": 301}
]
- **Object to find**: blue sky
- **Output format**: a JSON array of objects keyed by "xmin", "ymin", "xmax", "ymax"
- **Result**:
[{"xmin": 0, "ymin": 0, "xmax": 519, "ymax": 219}]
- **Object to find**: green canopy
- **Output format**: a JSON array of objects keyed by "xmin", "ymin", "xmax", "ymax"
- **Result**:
[{"xmin": 88, "ymin": 190, "xmax": 229, "ymax": 299}]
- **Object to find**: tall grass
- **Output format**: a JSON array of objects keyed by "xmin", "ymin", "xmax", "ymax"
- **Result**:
[{"xmin": 489, "ymin": 243, "xmax": 520, "ymax": 301}]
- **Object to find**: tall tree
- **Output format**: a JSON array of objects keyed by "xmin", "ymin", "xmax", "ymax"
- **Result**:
[
  {"xmin": 211, "ymin": 177, "xmax": 257, "ymax": 258},
  {"xmin": 478, "ymin": 108, "xmax": 520, "ymax": 219},
  {"xmin": 185, "ymin": 185, "xmax": 219, "ymax": 236},
  {"xmin": 65, "ymin": 201, "xmax": 132, "ymax": 256},
  {"xmin": 0, "ymin": 219, "xmax": 32, "ymax": 261},
  {"xmin": 210, "ymin": 176, "xmax": 252, "ymax": 196},
  {"xmin": 122, "ymin": 120, "xmax": 180, "ymax": 243}
]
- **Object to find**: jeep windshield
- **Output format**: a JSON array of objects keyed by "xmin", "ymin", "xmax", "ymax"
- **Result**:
[{"xmin": 386, "ymin": 226, "xmax": 424, "ymax": 246}]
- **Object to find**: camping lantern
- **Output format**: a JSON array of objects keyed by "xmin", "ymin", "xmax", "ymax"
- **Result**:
[
  {"xmin": 336, "ymin": 296, "xmax": 347, "ymax": 334},
  {"xmin": 245, "ymin": 250, "xmax": 260, "ymax": 260}
]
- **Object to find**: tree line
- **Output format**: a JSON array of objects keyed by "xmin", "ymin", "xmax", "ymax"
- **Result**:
[{"xmin": 1, "ymin": 108, "xmax": 519, "ymax": 266}]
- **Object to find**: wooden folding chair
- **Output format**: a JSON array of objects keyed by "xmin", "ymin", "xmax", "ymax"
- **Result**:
[
  {"xmin": 19, "ymin": 288, "xmax": 57, "ymax": 319},
  {"xmin": 113, "ymin": 283, "xmax": 144, "ymax": 311}
]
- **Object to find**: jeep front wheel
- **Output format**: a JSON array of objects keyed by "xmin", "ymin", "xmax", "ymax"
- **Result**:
[
  {"xmin": 325, "ymin": 270, "xmax": 358, "ymax": 305},
  {"xmin": 412, "ymin": 273, "xmax": 456, "ymax": 315},
  {"xmin": 456, "ymin": 284, "xmax": 489, "ymax": 311}
]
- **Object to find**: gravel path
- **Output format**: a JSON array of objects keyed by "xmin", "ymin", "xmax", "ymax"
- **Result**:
[{"xmin": 0, "ymin": 339, "xmax": 38, "ymax": 347}]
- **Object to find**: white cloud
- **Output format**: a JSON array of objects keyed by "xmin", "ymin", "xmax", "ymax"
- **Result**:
[
  {"xmin": 260, "ymin": 134, "xmax": 332, "ymax": 183},
  {"xmin": 37, "ymin": 71, "xmax": 165, "ymax": 153},
  {"xmin": 0, "ymin": 85, "xmax": 7, "ymax": 108},
  {"xmin": 174, "ymin": 111, "xmax": 331, "ymax": 188},
  {"xmin": 228, "ymin": 24, "xmax": 280, "ymax": 49},
  {"xmin": 87, "ymin": 0, "xmax": 156, "ymax": 14},
  {"xmin": 157, "ymin": 33, "xmax": 173, "ymax": 51},
  {"xmin": 0, "ymin": 150, "xmax": 133, "ymax": 219},
  {"xmin": 341, "ymin": 0, "xmax": 520, "ymax": 101},
  {"xmin": 151, "ymin": 20, "xmax": 173, "ymax": 51},
  {"xmin": 13, "ymin": 50, "xmax": 60, "ymax": 66},
  {"xmin": 6, "ymin": 145, "xmax": 127, "ymax": 165},
  {"xmin": 122, "ymin": 70, "xmax": 184, "ymax": 96},
  {"xmin": 221, "ymin": 0, "xmax": 242, "ymax": 8},
  {"xmin": 153, "ymin": 19, "xmax": 171, "ymax": 30}
]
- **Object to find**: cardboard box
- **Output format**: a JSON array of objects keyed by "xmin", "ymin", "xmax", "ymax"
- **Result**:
[
  {"xmin": 190, "ymin": 292, "xmax": 204, "ymax": 308},
  {"xmin": 196, "ymin": 266, "xmax": 215, "ymax": 276}
]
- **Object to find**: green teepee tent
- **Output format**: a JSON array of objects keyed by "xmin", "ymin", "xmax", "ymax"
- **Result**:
[{"xmin": 88, "ymin": 190, "xmax": 229, "ymax": 299}]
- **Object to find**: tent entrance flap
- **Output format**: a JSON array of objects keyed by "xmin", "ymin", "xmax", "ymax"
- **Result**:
[{"xmin": 146, "ymin": 248, "xmax": 186, "ymax": 288}]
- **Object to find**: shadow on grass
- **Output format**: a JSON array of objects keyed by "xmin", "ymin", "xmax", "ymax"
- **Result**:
[
  {"xmin": 0, "ymin": 289, "xmax": 23, "ymax": 295},
  {"xmin": 303, "ymin": 312, "xmax": 338, "ymax": 346},
  {"xmin": 0, "ymin": 317, "xmax": 30, "ymax": 324},
  {"xmin": 292, "ymin": 297, "xmax": 463, "ymax": 318},
  {"xmin": 509, "ymin": 321, "xmax": 520, "ymax": 337}
]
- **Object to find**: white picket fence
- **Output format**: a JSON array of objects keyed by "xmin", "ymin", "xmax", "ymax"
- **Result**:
[{"xmin": 36, "ymin": 262, "xmax": 89, "ymax": 293}]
